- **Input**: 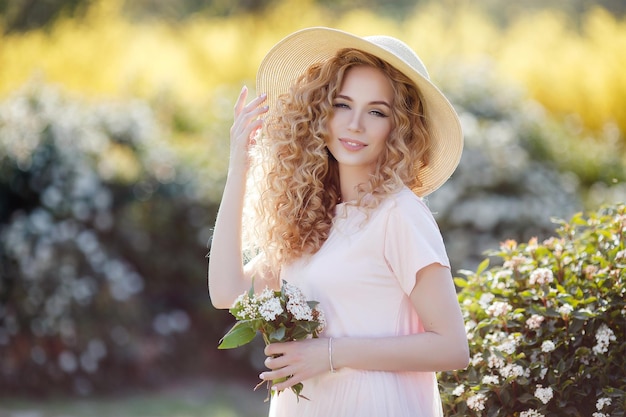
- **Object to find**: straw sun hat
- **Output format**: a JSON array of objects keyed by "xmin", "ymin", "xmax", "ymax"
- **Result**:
[{"xmin": 256, "ymin": 27, "xmax": 463, "ymax": 197}]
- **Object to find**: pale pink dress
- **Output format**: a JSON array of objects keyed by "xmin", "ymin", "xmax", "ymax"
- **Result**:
[{"xmin": 269, "ymin": 187, "xmax": 450, "ymax": 417}]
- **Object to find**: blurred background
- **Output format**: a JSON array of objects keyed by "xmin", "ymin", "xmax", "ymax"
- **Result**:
[{"xmin": 0, "ymin": 0, "xmax": 625, "ymax": 415}]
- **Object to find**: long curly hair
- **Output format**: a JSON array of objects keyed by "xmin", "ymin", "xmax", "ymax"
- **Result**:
[{"xmin": 244, "ymin": 48, "xmax": 431, "ymax": 275}]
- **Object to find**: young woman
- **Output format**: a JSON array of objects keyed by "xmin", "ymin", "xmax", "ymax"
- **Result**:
[{"xmin": 209, "ymin": 27, "xmax": 469, "ymax": 417}]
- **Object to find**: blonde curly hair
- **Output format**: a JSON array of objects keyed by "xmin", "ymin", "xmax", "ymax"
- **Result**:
[{"xmin": 244, "ymin": 48, "xmax": 431, "ymax": 276}]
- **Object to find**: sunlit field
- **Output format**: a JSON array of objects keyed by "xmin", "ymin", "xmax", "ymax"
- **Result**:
[{"xmin": 1, "ymin": 0, "xmax": 625, "ymax": 136}]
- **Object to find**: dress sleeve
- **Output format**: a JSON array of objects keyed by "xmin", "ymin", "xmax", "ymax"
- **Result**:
[{"xmin": 383, "ymin": 195, "xmax": 450, "ymax": 295}]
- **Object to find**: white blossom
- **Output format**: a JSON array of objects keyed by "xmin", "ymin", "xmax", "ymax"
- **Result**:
[
  {"xmin": 529, "ymin": 268, "xmax": 554, "ymax": 285},
  {"xmin": 256, "ymin": 287, "xmax": 275, "ymax": 303},
  {"xmin": 496, "ymin": 335, "xmax": 520, "ymax": 355},
  {"xmin": 466, "ymin": 393, "xmax": 487, "ymax": 411},
  {"xmin": 482, "ymin": 375, "xmax": 500, "ymax": 385},
  {"xmin": 478, "ymin": 293, "xmax": 495, "ymax": 309},
  {"xmin": 592, "ymin": 413, "xmax": 607, "ymax": 417},
  {"xmin": 520, "ymin": 410, "xmax": 544, "ymax": 417},
  {"xmin": 259, "ymin": 297, "xmax": 283, "ymax": 321},
  {"xmin": 452, "ymin": 384, "xmax": 465, "ymax": 396},
  {"xmin": 487, "ymin": 301, "xmax": 512, "ymax": 317},
  {"xmin": 534, "ymin": 385, "xmax": 554, "ymax": 404},
  {"xmin": 526, "ymin": 314, "xmax": 545, "ymax": 330},
  {"xmin": 313, "ymin": 306, "xmax": 326, "ymax": 332},
  {"xmin": 504, "ymin": 255, "xmax": 529, "ymax": 269},
  {"xmin": 596, "ymin": 397, "xmax": 612, "ymax": 410},
  {"xmin": 500, "ymin": 363, "xmax": 529, "ymax": 379},
  {"xmin": 593, "ymin": 324, "xmax": 616, "ymax": 355},
  {"xmin": 541, "ymin": 340, "xmax": 556, "ymax": 353},
  {"xmin": 286, "ymin": 297, "xmax": 313, "ymax": 320},
  {"xmin": 488, "ymin": 354, "xmax": 505, "ymax": 369},
  {"xmin": 232, "ymin": 293, "xmax": 258, "ymax": 320},
  {"xmin": 557, "ymin": 303, "xmax": 574, "ymax": 316},
  {"xmin": 471, "ymin": 352, "xmax": 484, "ymax": 366}
]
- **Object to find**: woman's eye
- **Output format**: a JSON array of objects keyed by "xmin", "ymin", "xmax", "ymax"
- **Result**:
[
  {"xmin": 371, "ymin": 110, "xmax": 388, "ymax": 117},
  {"xmin": 333, "ymin": 102, "xmax": 349, "ymax": 109}
]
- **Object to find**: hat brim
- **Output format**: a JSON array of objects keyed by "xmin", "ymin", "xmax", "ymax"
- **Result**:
[{"xmin": 256, "ymin": 27, "xmax": 463, "ymax": 197}]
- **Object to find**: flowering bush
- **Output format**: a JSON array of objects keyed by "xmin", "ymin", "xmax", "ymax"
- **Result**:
[
  {"xmin": 219, "ymin": 280, "xmax": 325, "ymax": 401},
  {"xmin": 440, "ymin": 203, "xmax": 626, "ymax": 416},
  {"xmin": 0, "ymin": 83, "xmax": 215, "ymax": 394}
]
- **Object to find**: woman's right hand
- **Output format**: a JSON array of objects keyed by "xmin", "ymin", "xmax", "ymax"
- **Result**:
[
  {"xmin": 208, "ymin": 87, "xmax": 268, "ymax": 309},
  {"xmin": 229, "ymin": 86, "xmax": 268, "ymax": 172}
]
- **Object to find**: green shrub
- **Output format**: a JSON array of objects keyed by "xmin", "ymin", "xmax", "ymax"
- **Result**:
[
  {"xmin": 440, "ymin": 203, "xmax": 626, "ymax": 417},
  {"xmin": 0, "ymin": 83, "xmax": 225, "ymax": 394}
]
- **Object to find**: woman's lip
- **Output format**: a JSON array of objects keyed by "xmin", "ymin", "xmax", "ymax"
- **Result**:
[{"xmin": 339, "ymin": 138, "xmax": 367, "ymax": 150}]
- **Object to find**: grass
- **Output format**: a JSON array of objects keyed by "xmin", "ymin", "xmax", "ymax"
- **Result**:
[{"xmin": 0, "ymin": 379, "xmax": 270, "ymax": 417}]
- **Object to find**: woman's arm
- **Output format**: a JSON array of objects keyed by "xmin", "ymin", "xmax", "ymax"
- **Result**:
[
  {"xmin": 261, "ymin": 263, "xmax": 469, "ymax": 390},
  {"xmin": 208, "ymin": 86, "xmax": 268, "ymax": 309},
  {"xmin": 332, "ymin": 263, "xmax": 470, "ymax": 371}
]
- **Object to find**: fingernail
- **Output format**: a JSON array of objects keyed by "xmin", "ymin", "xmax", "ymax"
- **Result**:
[{"xmin": 259, "ymin": 373, "xmax": 265, "ymax": 379}]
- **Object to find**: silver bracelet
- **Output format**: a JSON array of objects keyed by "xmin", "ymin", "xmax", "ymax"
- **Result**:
[{"xmin": 328, "ymin": 337, "xmax": 337, "ymax": 373}]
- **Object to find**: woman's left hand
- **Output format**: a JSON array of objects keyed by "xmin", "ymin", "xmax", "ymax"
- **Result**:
[{"xmin": 259, "ymin": 338, "xmax": 330, "ymax": 391}]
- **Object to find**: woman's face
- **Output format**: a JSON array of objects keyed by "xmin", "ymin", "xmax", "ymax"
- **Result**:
[{"xmin": 326, "ymin": 65, "xmax": 393, "ymax": 176}]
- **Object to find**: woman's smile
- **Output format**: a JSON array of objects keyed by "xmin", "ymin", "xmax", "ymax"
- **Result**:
[{"xmin": 338, "ymin": 137, "xmax": 368, "ymax": 150}]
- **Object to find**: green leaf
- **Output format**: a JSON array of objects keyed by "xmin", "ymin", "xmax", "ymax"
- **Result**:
[
  {"xmin": 454, "ymin": 277, "xmax": 468, "ymax": 288},
  {"xmin": 518, "ymin": 393, "xmax": 535, "ymax": 404},
  {"xmin": 476, "ymin": 258, "xmax": 490, "ymax": 276},
  {"xmin": 268, "ymin": 326, "xmax": 286, "ymax": 343},
  {"xmin": 218, "ymin": 322, "xmax": 257, "ymax": 349}
]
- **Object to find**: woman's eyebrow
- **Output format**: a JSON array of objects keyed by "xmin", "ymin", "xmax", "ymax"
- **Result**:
[{"xmin": 336, "ymin": 94, "xmax": 391, "ymax": 108}]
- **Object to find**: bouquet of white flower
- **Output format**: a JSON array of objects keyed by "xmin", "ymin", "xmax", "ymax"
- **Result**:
[{"xmin": 219, "ymin": 280, "xmax": 326, "ymax": 401}]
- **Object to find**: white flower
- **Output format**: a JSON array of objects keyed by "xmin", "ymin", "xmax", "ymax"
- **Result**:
[
  {"xmin": 500, "ymin": 363, "xmax": 528, "ymax": 379},
  {"xmin": 488, "ymin": 354, "xmax": 505, "ymax": 369},
  {"xmin": 534, "ymin": 385, "xmax": 554, "ymax": 404},
  {"xmin": 592, "ymin": 413, "xmax": 608, "ymax": 417},
  {"xmin": 529, "ymin": 268, "xmax": 554, "ymax": 285},
  {"xmin": 616, "ymin": 249, "xmax": 625, "ymax": 260},
  {"xmin": 485, "ymin": 331, "xmax": 507, "ymax": 343},
  {"xmin": 258, "ymin": 297, "xmax": 283, "ymax": 321},
  {"xmin": 232, "ymin": 293, "xmax": 258, "ymax": 320},
  {"xmin": 466, "ymin": 393, "xmax": 487, "ymax": 411},
  {"xmin": 482, "ymin": 375, "xmax": 500, "ymax": 385},
  {"xmin": 286, "ymin": 297, "xmax": 313, "ymax": 320},
  {"xmin": 593, "ymin": 324, "xmax": 616, "ymax": 355},
  {"xmin": 557, "ymin": 303, "xmax": 574, "ymax": 316},
  {"xmin": 479, "ymin": 293, "xmax": 495, "ymax": 309},
  {"xmin": 526, "ymin": 314, "xmax": 545, "ymax": 330},
  {"xmin": 487, "ymin": 301, "xmax": 512, "ymax": 317},
  {"xmin": 496, "ymin": 335, "xmax": 519, "ymax": 355},
  {"xmin": 256, "ymin": 287, "xmax": 275, "ymax": 302},
  {"xmin": 596, "ymin": 397, "xmax": 612, "ymax": 410},
  {"xmin": 283, "ymin": 281, "xmax": 314, "ymax": 320},
  {"xmin": 313, "ymin": 306, "xmax": 326, "ymax": 332},
  {"xmin": 520, "ymin": 410, "xmax": 544, "ymax": 417},
  {"xmin": 541, "ymin": 340, "xmax": 556, "ymax": 353},
  {"xmin": 452, "ymin": 384, "xmax": 465, "ymax": 396},
  {"xmin": 503, "ymin": 255, "xmax": 529, "ymax": 269},
  {"xmin": 470, "ymin": 352, "xmax": 484, "ymax": 366},
  {"xmin": 465, "ymin": 320, "xmax": 477, "ymax": 332}
]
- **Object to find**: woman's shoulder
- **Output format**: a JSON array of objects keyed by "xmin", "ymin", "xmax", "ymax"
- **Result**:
[{"xmin": 385, "ymin": 186, "xmax": 433, "ymax": 215}]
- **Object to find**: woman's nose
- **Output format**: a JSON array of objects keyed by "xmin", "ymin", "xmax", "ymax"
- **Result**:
[{"xmin": 348, "ymin": 113, "xmax": 363, "ymax": 132}]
